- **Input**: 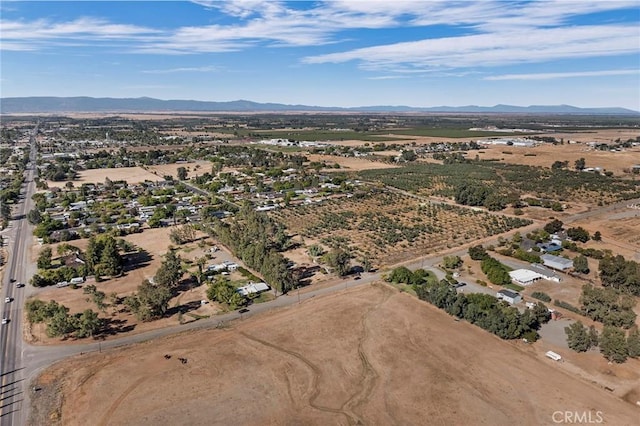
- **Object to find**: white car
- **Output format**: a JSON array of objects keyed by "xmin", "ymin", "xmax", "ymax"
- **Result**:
[
  {"xmin": 4, "ymin": 297, "xmax": 11, "ymax": 303},
  {"xmin": 1, "ymin": 318, "xmax": 8, "ymax": 325}
]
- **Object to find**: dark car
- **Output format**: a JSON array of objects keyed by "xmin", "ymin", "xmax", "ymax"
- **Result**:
[
  {"xmin": 238, "ymin": 308, "xmax": 250, "ymax": 314},
  {"xmin": 16, "ymin": 283, "xmax": 25, "ymax": 288}
]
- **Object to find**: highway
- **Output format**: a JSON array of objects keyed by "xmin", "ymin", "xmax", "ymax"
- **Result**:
[{"xmin": 0, "ymin": 128, "xmax": 38, "ymax": 426}]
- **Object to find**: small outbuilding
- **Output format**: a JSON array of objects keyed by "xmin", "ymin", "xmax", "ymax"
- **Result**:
[{"xmin": 496, "ymin": 289, "xmax": 522, "ymax": 305}]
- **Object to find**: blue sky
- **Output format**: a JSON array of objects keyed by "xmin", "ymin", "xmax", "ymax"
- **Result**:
[{"xmin": 1, "ymin": 0, "xmax": 639, "ymax": 109}]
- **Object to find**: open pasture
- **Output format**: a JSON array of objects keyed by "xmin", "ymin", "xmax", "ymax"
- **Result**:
[{"xmin": 30, "ymin": 284, "xmax": 640, "ymax": 426}]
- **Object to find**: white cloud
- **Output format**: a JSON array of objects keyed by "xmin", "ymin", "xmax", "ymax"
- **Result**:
[
  {"xmin": 304, "ymin": 25, "xmax": 640, "ymax": 71},
  {"xmin": 0, "ymin": 17, "xmax": 160, "ymax": 51},
  {"xmin": 485, "ymin": 69, "xmax": 640, "ymax": 81},
  {"xmin": 141, "ymin": 66, "xmax": 218, "ymax": 74},
  {"xmin": 2, "ymin": 0, "xmax": 638, "ymax": 78}
]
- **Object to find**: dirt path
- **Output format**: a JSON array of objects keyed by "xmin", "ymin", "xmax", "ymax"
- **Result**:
[
  {"xmin": 341, "ymin": 285, "xmax": 393, "ymax": 424},
  {"xmin": 238, "ymin": 331, "xmax": 348, "ymax": 420},
  {"xmin": 98, "ymin": 376, "xmax": 147, "ymax": 426}
]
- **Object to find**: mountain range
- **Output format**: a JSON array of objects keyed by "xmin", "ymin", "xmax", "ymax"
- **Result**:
[{"xmin": 1, "ymin": 96, "xmax": 637, "ymax": 115}]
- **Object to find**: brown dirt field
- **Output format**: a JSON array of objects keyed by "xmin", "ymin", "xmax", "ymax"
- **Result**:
[
  {"xmin": 46, "ymin": 167, "xmax": 161, "ymax": 188},
  {"xmin": 543, "ymin": 130, "xmax": 640, "ymax": 144},
  {"xmin": 475, "ymin": 143, "xmax": 640, "ymax": 177},
  {"xmin": 32, "ymin": 283, "xmax": 639, "ymax": 426},
  {"xmin": 306, "ymin": 154, "xmax": 399, "ymax": 171},
  {"xmin": 145, "ymin": 160, "xmax": 211, "ymax": 178},
  {"xmin": 570, "ymin": 208, "xmax": 640, "ymax": 261}
]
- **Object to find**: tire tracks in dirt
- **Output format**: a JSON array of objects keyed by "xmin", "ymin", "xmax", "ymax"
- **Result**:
[
  {"xmin": 341, "ymin": 284, "xmax": 394, "ymax": 425},
  {"xmin": 238, "ymin": 331, "xmax": 348, "ymax": 421},
  {"xmin": 97, "ymin": 376, "xmax": 147, "ymax": 426}
]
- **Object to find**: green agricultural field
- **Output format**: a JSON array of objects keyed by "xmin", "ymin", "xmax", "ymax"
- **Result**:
[
  {"xmin": 247, "ymin": 129, "xmax": 394, "ymax": 142},
  {"xmin": 372, "ymin": 128, "xmax": 530, "ymax": 138}
]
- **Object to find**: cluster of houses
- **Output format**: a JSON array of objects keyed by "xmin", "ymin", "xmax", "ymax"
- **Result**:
[{"xmin": 509, "ymin": 254, "xmax": 574, "ymax": 286}]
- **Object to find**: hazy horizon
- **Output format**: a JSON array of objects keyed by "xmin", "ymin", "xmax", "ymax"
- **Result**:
[{"xmin": 1, "ymin": 1, "xmax": 639, "ymax": 110}]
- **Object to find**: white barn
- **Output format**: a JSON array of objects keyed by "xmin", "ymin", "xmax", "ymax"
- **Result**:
[
  {"xmin": 509, "ymin": 269, "xmax": 543, "ymax": 286},
  {"xmin": 529, "ymin": 263, "xmax": 562, "ymax": 282}
]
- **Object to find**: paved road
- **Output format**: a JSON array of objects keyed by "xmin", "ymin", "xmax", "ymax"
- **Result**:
[
  {"xmin": 8, "ymin": 152, "xmax": 638, "ymax": 424},
  {"xmin": 0, "ymin": 129, "xmax": 38, "ymax": 426}
]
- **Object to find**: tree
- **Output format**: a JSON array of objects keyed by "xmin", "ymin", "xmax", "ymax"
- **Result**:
[
  {"xmin": 567, "ymin": 226, "xmax": 590, "ymax": 243},
  {"xmin": 361, "ymin": 257, "xmax": 372, "ymax": 273},
  {"xmin": 573, "ymin": 255, "xmax": 589, "ymax": 274},
  {"xmin": 543, "ymin": 219, "xmax": 563, "ymax": 234},
  {"xmin": 593, "ymin": 231, "xmax": 602, "ymax": 241},
  {"xmin": 207, "ymin": 278, "xmax": 244, "ymax": 310},
  {"xmin": 627, "ymin": 327, "xmax": 640, "ymax": 358},
  {"xmin": 324, "ymin": 248, "xmax": 351, "ymax": 276},
  {"xmin": 74, "ymin": 309, "xmax": 102, "ymax": 338},
  {"xmin": 588, "ymin": 325, "xmax": 599, "ymax": 348},
  {"xmin": 153, "ymin": 251, "xmax": 182, "ymax": 292},
  {"xmin": 388, "ymin": 266, "xmax": 414, "ymax": 284},
  {"xmin": 134, "ymin": 279, "xmax": 172, "ymax": 321},
  {"xmin": 37, "ymin": 246, "xmax": 53, "ymax": 270},
  {"xmin": 468, "ymin": 245, "xmax": 488, "ymax": 261},
  {"xmin": 46, "ymin": 307, "xmax": 75, "ymax": 338},
  {"xmin": 99, "ymin": 235, "xmax": 123, "ymax": 277},
  {"xmin": 177, "ymin": 166, "xmax": 188, "ymax": 180},
  {"xmin": 442, "ymin": 255, "xmax": 463, "ymax": 269},
  {"xmin": 27, "ymin": 208, "xmax": 42, "ymax": 225},
  {"xmin": 574, "ymin": 157, "xmax": 586, "ymax": 171},
  {"xmin": 400, "ymin": 150, "xmax": 417, "ymax": 162},
  {"xmin": 599, "ymin": 326, "xmax": 628, "ymax": 363},
  {"xmin": 565, "ymin": 321, "xmax": 591, "ymax": 352}
]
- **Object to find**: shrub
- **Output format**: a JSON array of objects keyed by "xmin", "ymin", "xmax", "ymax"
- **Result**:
[{"xmin": 531, "ymin": 291, "xmax": 551, "ymax": 302}]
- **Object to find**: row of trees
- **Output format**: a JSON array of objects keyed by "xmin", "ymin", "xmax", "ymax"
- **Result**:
[
  {"xmin": 566, "ymin": 321, "xmax": 640, "ymax": 363},
  {"xmin": 415, "ymin": 279, "xmax": 550, "ymax": 341},
  {"xmin": 212, "ymin": 205, "xmax": 296, "ymax": 294},
  {"xmin": 599, "ymin": 255, "xmax": 640, "ymax": 296},
  {"xmin": 580, "ymin": 284, "xmax": 637, "ymax": 328},
  {"xmin": 386, "ymin": 267, "xmax": 438, "ymax": 286}
]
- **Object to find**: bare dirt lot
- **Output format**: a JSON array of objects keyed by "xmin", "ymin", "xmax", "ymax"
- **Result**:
[
  {"xmin": 46, "ymin": 167, "xmax": 162, "ymax": 188},
  {"xmin": 475, "ymin": 143, "xmax": 640, "ymax": 177},
  {"xmin": 31, "ymin": 283, "xmax": 639, "ymax": 426},
  {"xmin": 145, "ymin": 160, "xmax": 211, "ymax": 178},
  {"xmin": 306, "ymin": 154, "xmax": 399, "ymax": 171}
]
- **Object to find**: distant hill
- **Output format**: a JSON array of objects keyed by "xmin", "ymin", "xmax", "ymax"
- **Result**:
[{"xmin": 1, "ymin": 96, "xmax": 637, "ymax": 115}]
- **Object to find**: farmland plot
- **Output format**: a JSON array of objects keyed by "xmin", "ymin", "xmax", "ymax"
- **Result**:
[{"xmin": 272, "ymin": 192, "xmax": 532, "ymax": 266}]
